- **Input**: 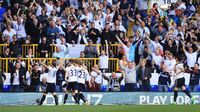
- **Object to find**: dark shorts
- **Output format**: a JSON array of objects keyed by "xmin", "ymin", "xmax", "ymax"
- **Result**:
[
  {"xmin": 45, "ymin": 83, "xmax": 56, "ymax": 93},
  {"xmin": 78, "ymin": 83, "xmax": 86, "ymax": 92},
  {"xmin": 175, "ymin": 77, "xmax": 185, "ymax": 88},
  {"xmin": 67, "ymin": 82, "xmax": 78, "ymax": 91}
]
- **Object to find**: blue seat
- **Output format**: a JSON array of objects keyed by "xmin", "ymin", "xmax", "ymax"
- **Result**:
[
  {"xmin": 3, "ymin": 85, "xmax": 11, "ymax": 92},
  {"xmin": 151, "ymin": 85, "xmax": 158, "ymax": 92}
]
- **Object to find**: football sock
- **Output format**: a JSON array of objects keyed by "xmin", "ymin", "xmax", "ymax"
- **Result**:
[
  {"xmin": 63, "ymin": 94, "xmax": 68, "ymax": 104},
  {"xmin": 39, "ymin": 95, "xmax": 46, "ymax": 105},
  {"xmin": 174, "ymin": 90, "xmax": 178, "ymax": 102},
  {"xmin": 183, "ymin": 90, "xmax": 192, "ymax": 98},
  {"xmin": 79, "ymin": 93, "xmax": 86, "ymax": 103},
  {"xmin": 74, "ymin": 93, "xmax": 79, "ymax": 104},
  {"xmin": 53, "ymin": 95, "xmax": 58, "ymax": 105}
]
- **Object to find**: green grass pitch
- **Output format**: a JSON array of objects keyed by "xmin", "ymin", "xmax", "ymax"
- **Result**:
[{"xmin": 0, "ymin": 105, "xmax": 200, "ymax": 112}]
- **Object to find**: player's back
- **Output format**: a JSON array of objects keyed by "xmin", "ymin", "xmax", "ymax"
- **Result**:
[
  {"xmin": 175, "ymin": 63, "xmax": 184, "ymax": 79},
  {"xmin": 77, "ymin": 67, "xmax": 89, "ymax": 84},
  {"xmin": 66, "ymin": 65, "xmax": 78, "ymax": 82},
  {"xmin": 47, "ymin": 66, "xmax": 58, "ymax": 83}
]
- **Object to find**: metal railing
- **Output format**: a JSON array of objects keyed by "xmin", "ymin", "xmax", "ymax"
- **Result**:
[
  {"xmin": 0, "ymin": 44, "xmax": 120, "ymax": 58},
  {"xmin": 0, "ymin": 58, "xmax": 119, "ymax": 73}
]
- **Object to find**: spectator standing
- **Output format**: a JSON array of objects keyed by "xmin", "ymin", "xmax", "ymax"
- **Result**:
[
  {"xmin": 90, "ymin": 64, "xmax": 102, "ymax": 91},
  {"xmin": 137, "ymin": 59, "xmax": 152, "ymax": 91},
  {"xmin": 30, "ymin": 63, "xmax": 41, "ymax": 92},
  {"xmin": 0, "ymin": 69, "xmax": 6, "ymax": 92},
  {"xmin": 88, "ymin": 22, "xmax": 100, "ymax": 44},
  {"xmin": 187, "ymin": 63, "xmax": 200, "ymax": 92},
  {"xmin": 102, "ymin": 71, "xmax": 124, "ymax": 92},
  {"xmin": 52, "ymin": 46, "xmax": 65, "ymax": 59},
  {"xmin": 84, "ymin": 39, "xmax": 98, "ymax": 58},
  {"xmin": 99, "ymin": 40, "xmax": 109, "ymax": 72},
  {"xmin": 3, "ymin": 25, "xmax": 16, "ymax": 42},
  {"xmin": 10, "ymin": 62, "xmax": 26, "ymax": 92},
  {"xmin": 157, "ymin": 64, "xmax": 171, "ymax": 92},
  {"xmin": 9, "ymin": 35, "xmax": 21, "ymax": 57},
  {"xmin": 120, "ymin": 61, "xmax": 140, "ymax": 92},
  {"xmin": 12, "ymin": 17, "xmax": 27, "ymax": 41},
  {"xmin": 183, "ymin": 41, "xmax": 200, "ymax": 68},
  {"xmin": 38, "ymin": 37, "xmax": 51, "ymax": 58},
  {"xmin": 55, "ymin": 65, "xmax": 65, "ymax": 92}
]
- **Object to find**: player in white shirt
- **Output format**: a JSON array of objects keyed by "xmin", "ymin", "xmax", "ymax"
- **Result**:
[
  {"xmin": 77, "ymin": 61, "xmax": 90, "ymax": 104},
  {"xmin": 173, "ymin": 57, "xmax": 195, "ymax": 104},
  {"xmin": 63, "ymin": 59, "xmax": 79, "ymax": 104},
  {"xmin": 38, "ymin": 60, "xmax": 63, "ymax": 105}
]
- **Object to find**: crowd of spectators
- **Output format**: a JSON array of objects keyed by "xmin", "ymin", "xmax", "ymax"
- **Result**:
[{"xmin": 0, "ymin": 0, "xmax": 200, "ymax": 92}]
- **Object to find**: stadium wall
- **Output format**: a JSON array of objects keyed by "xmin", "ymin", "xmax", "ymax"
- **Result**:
[{"xmin": 0, "ymin": 92, "xmax": 199, "ymax": 106}]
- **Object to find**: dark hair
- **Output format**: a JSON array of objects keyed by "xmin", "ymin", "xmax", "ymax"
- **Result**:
[
  {"xmin": 153, "ymin": 3, "xmax": 158, "ymax": 8},
  {"xmin": 195, "ymin": 63, "xmax": 199, "ymax": 66}
]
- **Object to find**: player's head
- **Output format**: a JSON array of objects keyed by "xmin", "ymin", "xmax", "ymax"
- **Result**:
[
  {"xmin": 68, "ymin": 59, "xmax": 75, "ymax": 66},
  {"xmin": 76, "ymin": 59, "xmax": 83, "ymax": 66},
  {"xmin": 51, "ymin": 60, "xmax": 57, "ymax": 67},
  {"xmin": 42, "ymin": 77, "xmax": 47, "ymax": 84},
  {"xmin": 15, "ymin": 62, "xmax": 20, "ymax": 69},
  {"xmin": 111, "ymin": 72, "xmax": 117, "ymax": 79}
]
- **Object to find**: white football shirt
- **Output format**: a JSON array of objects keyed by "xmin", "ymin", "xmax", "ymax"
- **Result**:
[{"xmin": 77, "ymin": 67, "xmax": 89, "ymax": 84}]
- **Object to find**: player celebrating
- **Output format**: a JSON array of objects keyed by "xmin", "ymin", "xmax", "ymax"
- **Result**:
[
  {"xmin": 173, "ymin": 57, "xmax": 195, "ymax": 104},
  {"xmin": 38, "ymin": 60, "xmax": 63, "ymax": 105},
  {"xmin": 77, "ymin": 61, "xmax": 90, "ymax": 104},
  {"xmin": 63, "ymin": 59, "xmax": 79, "ymax": 104}
]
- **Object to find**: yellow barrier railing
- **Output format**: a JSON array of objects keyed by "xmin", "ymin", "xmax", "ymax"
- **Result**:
[
  {"xmin": 0, "ymin": 44, "xmax": 120, "ymax": 58},
  {"xmin": 21, "ymin": 44, "xmax": 56, "ymax": 57},
  {"xmin": 0, "ymin": 58, "xmax": 119, "ymax": 73},
  {"xmin": 0, "ymin": 44, "xmax": 9, "ymax": 54}
]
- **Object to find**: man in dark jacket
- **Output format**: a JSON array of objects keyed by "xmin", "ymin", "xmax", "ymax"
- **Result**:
[
  {"xmin": 137, "ymin": 59, "xmax": 152, "ymax": 91},
  {"xmin": 38, "ymin": 37, "xmax": 51, "ymax": 58},
  {"xmin": 0, "ymin": 69, "xmax": 6, "ymax": 92},
  {"xmin": 187, "ymin": 63, "xmax": 200, "ymax": 92},
  {"xmin": 87, "ymin": 22, "xmax": 100, "ymax": 44}
]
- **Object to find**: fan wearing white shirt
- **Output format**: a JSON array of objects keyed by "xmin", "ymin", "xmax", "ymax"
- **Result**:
[
  {"xmin": 90, "ymin": 64, "xmax": 102, "ymax": 91},
  {"xmin": 173, "ymin": 56, "xmax": 195, "ymax": 104},
  {"xmin": 3, "ymin": 25, "xmax": 16, "ymax": 42},
  {"xmin": 99, "ymin": 40, "xmax": 109, "ymax": 72},
  {"xmin": 12, "ymin": 17, "xmax": 26, "ymax": 39},
  {"xmin": 38, "ymin": 60, "xmax": 63, "ymax": 105},
  {"xmin": 183, "ymin": 41, "xmax": 200, "ymax": 68},
  {"xmin": 149, "ymin": 47, "xmax": 163, "ymax": 67},
  {"xmin": 137, "ymin": 21, "xmax": 150, "ymax": 38},
  {"xmin": 93, "ymin": 14, "xmax": 104, "ymax": 32},
  {"xmin": 44, "ymin": 0, "xmax": 54, "ymax": 16},
  {"xmin": 147, "ymin": 36, "xmax": 163, "ymax": 53}
]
